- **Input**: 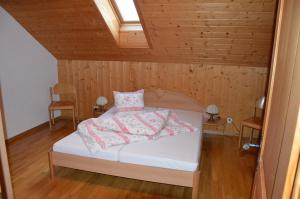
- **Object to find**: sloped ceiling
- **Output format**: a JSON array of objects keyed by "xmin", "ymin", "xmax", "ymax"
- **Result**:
[{"xmin": 0, "ymin": 0, "xmax": 277, "ymax": 67}]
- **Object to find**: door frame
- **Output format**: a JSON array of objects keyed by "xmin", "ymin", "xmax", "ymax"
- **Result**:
[
  {"xmin": 252, "ymin": 0, "xmax": 300, "ymax": 197},
  {"xmin": 0, "ymin": 83, "xmax": 14, "ymax": 198}
]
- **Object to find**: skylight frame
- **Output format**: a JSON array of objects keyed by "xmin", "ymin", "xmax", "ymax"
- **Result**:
[{"xmin": 110, "ymin": 0, "xmax": 140, "ymax": 24}]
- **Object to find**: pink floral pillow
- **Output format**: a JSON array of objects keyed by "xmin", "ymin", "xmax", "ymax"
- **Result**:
[{"xmin": 113, "ymin": 89, "xmax": 144, "ymax": 112}]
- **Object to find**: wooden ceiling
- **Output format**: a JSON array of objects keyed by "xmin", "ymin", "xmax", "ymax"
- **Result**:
[{"xmin": 1, "ymin": 0, "xmax": 277, "ymax": 67}]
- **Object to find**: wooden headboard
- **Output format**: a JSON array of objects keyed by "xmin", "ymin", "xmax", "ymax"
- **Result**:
[{"xmin": 144, "ymin": 89, "xmax": 203, "ymax": 112}]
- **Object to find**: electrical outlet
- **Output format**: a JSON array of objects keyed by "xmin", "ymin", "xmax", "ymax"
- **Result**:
[{"xmin": 227, "ymin": 117, "xmax": 233, "ymax": 124}]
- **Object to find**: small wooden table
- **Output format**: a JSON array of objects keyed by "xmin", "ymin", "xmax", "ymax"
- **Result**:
[
  {"xmin": 92, "ymin": 105, "xmax": 106, "ymax": 117},
  {"xmin": 203, "ymin": 118, "xmax": 227, "ymax": 134}
]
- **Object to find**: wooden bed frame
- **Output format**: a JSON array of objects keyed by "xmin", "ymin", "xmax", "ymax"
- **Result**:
[{"xmin": 48, "ymin": 89, "xmax": 203, "ymax": 199}]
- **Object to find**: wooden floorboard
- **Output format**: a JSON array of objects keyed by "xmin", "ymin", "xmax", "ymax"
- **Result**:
[{"xmin": 6, "ymin": 120, "xmax": 257, "ymax": 199}]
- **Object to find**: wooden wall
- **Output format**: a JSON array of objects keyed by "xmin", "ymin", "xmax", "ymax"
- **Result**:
[
  {"xmin": 58, "ymin": 60, "xmax": 268, "ymax": 134},
  {"xmin": 1, "ymin": 0, "xmax": 277, "ymax": 66}
]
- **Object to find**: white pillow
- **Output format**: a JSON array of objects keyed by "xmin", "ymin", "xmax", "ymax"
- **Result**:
[{"xmin": 113, "ymin": 89, "xmax": 144, "ymax": 112}]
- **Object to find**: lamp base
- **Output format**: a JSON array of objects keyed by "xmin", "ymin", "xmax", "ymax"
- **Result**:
[
  {"xmin": 207, "ymin": 113, "xmax": 218, "ymax": 122},
  {"xmin": 93, "ymin": 105, "xmax": 106, "ymax": 117}
]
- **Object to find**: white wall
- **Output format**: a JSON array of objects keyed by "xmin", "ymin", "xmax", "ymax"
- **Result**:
[{"xmin": 0, "ymin": 7, "xmax": 59, "ymax": 139}]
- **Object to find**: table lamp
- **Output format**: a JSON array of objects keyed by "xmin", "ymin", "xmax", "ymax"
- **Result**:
[
  {"xmin": 206, "ymin": 104, "xmax": 219, "ymax": 122},
  {"xmin": 96, "ymin": 96, "xmax": 108, "ymax": 112}
]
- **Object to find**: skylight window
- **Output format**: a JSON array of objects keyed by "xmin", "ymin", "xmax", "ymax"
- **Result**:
[
  {"xmin": 94, "ymin": 0, "xmax": 150, "ymax": 48},
  {"xmin": 113, "ymin": 0, "xmax": 140, "ymax": 23}
]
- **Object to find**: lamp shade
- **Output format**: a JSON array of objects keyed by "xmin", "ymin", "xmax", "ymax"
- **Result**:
[
  {"xmin": 206, "ymin": 104, "xmax": 219, "ymax": 115},
  {"xmin": 256, "ymin": 96, "xmax": 266, "ymax": 109},
  {"xmin": 96, "ymin": 96, "xmax": 108, "ymax": 106}
]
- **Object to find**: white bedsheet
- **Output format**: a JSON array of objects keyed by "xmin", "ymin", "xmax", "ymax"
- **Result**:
[{"xmin": 53, "ymin": 107, "xmax": 203, "ymax": 171}]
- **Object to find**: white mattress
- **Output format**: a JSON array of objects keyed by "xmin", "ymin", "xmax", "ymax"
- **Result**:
[
  {"xmin": 53, "ymin": 132, "xmax": 123, "ymax": 161},
  {"xmin": 119, "ymin": 131, "xmax": 201, "ymax": 171},
  {"xmin": 53, "ymin": 107, "xmax": 203, "ymax": 171}
]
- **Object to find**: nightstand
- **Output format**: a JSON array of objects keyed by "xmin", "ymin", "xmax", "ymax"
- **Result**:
[
  {"xmin": 203, "ymin": 118, "xmax": 227, "ymax": 134},
  {"xmin": 92, "ymin": 105, "xmax": 106, "ymax": 117}
]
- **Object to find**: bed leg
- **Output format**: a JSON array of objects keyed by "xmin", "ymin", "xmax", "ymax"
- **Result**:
[
  {"xmin": 192, "ymin": 171, "xmax": 200, "ymax": 199},
  {"xmin": 48, "ymin": 151, "xmax": 55, "ymax": 181}
]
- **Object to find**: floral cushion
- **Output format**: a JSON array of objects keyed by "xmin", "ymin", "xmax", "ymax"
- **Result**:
[{"xmin": 113, "ymin": 89, "xmax": 144, "ymax": 112}]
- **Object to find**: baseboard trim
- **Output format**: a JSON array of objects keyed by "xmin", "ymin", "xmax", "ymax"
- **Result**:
[
  {"xmin": 203, "ymin": 129, "xmax": 239, "ymax": 136},
  {"xmin": 6, "ymin": 116, "xmax": 61, "ymax": 144}
]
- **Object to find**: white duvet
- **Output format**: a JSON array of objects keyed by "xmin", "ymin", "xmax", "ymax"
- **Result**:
[{"xmin": 77, "ymin": 110, "xmax": 198, "ymax": 153}]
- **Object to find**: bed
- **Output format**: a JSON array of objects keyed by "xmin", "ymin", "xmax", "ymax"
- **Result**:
[{"xmin": 48, "ymin": 89, "xmax": 203, "ymax": 199}]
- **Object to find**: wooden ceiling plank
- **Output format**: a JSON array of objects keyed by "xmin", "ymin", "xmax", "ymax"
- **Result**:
[{"xmin": 0, "ymin": 0, "xmax": 277, "ymax": 67}]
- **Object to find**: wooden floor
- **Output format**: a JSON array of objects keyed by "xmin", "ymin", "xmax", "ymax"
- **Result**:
[{"xmin": 7, "ymin": 120, "xmax": 257, "ymax": 199}]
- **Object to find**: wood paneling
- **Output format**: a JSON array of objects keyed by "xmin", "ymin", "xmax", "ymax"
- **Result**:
[
  {"xmin": 0, "ymin": 0, "xmax": 277, "ymax": 66},
  {"xmin": 58, "ymin": 60, "xmax": 268, "ymax": 133},
  {"xmin": 119, "ymin": 29, "xmax": 149, "ymax": 48},
  {"xmin": 94, "ymin": 0, "xmax": 120, "ymax": 44}
]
